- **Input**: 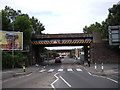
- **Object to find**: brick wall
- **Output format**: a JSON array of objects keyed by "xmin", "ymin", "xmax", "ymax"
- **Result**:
[
  {"xmin": 90, "ymin": 43, "xmax": 119, "ymax": 64},
  {"xmin": 90, "ymin": 31, "xmax": 119, "ymax": 64}
]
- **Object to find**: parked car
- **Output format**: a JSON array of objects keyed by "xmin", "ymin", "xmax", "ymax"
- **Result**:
[{"xmin": 55, "ymin": 57, "xmax": 61, "ymax": 63}]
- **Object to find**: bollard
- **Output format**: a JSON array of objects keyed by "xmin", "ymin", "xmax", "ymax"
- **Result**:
[
  {"xmin": 101, "ymin": 63, "xmax": 104, "ymax": 72},
  {"xmin": 95, "ymin": 63, "xmax": 97, "ymax": 71}
]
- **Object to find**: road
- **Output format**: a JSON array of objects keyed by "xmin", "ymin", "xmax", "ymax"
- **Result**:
[{"xmin": 2, "ymin": 57, "xmax": 118, "ymax": 89}]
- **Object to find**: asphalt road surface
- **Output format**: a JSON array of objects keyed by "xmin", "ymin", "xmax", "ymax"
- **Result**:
[{"xmin": 2, "ymin": 57, "xmax": 118, "ymax": 89}]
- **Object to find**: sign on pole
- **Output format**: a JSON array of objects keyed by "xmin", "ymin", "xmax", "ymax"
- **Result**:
[{"xmin": 108, "ymin": 26, "xmax": 120, "ymax": 46}]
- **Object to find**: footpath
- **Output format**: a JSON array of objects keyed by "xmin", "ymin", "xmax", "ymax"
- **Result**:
[
  {"xmin": 2, "ymin": 65, "xmax": 40, "ymax": 80},
  {"xmin": 84, "ymin": 63, "xmax": 119, "ymax": 82}
]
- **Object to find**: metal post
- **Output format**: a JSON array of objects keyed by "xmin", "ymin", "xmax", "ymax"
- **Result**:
[
  {"xmin": 12, "ymin": 17, "xmax": 15, "ymax": 68},
  {"xmin": 101, "ymin": 63, "xmax": 104, "ymax": 72},
  {"xmin": 95, "ymin": 63, "xmax": 97, "ymax": 71}
]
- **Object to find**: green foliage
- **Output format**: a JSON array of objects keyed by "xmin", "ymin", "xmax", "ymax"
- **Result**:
[
  {"xmin": 30, "ymin": 17, "xmax": 45, "ymax": 34},
  {"xmin": 1, "ymin": 6, "xmax": 45, "ymax": 50},
  {"xmin": 107, "ymin": 4, "xmax": 120, "ymax": 25},
  {"xmin": 83, "ymin": 3, "xmax": 120, "ymax": 40},
  {"xmin": 2, "ymin": 51, "xmax": 27, "ymax": 69},
  {"xmin": 1, "ymin": 6, "xmax": 46, "ymax": 68},
  {"xmin": 14, "ymin": 15, "xmax": 32, "ymax": 50},
  {"xmin": 83, "ymin": 22, "xmax": 102, "ymax": 34},
  {"xmin": 48, "ymin": 50, "xmax": 60, "ymax": 58},
  {"xmin": 83, "ymin": 3, "xmax": 120, "ymax": 50}
]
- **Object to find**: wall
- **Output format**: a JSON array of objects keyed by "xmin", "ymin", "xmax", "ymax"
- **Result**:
[{"xmin": 90, "ymin": 31, "xmax": 119, "ymax": 64}]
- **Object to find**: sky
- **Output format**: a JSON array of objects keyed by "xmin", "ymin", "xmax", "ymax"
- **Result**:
[{"xmin": 0, "ymin": 0, "xmax": 119, "ymax": 50}]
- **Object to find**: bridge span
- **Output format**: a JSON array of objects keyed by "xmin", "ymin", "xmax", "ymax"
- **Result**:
[{"xmin": 32, "ymin": 33, "xmax": 93, "ymax": 46}]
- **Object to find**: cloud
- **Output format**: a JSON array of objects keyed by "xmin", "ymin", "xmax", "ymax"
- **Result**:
[
  {"xmin": 0, "ymin": 0, "xmax": 119, "ymax": 34},
  {"xmin": 0, "ymin": 0, "xmax": 119, "ymax": 49}
]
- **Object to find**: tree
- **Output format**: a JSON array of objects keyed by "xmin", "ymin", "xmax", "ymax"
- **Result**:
[
  {"xmin": 83, "ymin": 22, "xmax": 102, "ymax": 34},
  {"xmin": 30, "ymin": 16, "xmax": 45, "ymax": 34},
  {"xmin": 83, "ymin": 3, "xmax": 120, "ymax": 40},
  {"xmin": 107, "ymin": 4, "xmax": 120, "ymax": 25},
  {"xmin": 1, "ymin": 6, "xmax": 46, "ymax": 68},
  {"xmin": 14, "ymin": 15, "xmax": 32, "ymax": 50},
  {"xmin": 83, "ymin": 3, "xmax": 120, "ymax": 50}
]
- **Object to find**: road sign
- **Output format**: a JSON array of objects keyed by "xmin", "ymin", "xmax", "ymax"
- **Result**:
[{"xmin": 108, "ymin": 26, "xmax": 120, "ymax": 46}]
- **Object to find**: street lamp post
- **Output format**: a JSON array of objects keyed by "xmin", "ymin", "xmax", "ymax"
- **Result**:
[
  {"xmin": 9, "ymin": 15, "xmax": 15, "ymax": 68},
  {"xmin": 12, "ymin": 17, "xmax": 15, "ymax": 68}
]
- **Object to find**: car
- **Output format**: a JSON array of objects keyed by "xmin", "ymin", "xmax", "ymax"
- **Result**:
[{"xmin": 55, "ymin": 57, "xmax": 61, "ymax": 63}]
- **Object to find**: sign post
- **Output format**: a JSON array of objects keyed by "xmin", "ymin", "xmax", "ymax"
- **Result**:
[{"xmin": 108, "ymin": 26, "xmax": 120, "ymax": 48}]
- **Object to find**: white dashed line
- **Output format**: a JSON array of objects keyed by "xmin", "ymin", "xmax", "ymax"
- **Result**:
[
  {"xmin": 48, "ymin": 69, "xmax": 54, "ymax": 72},
  {"xmin": 58, "ymin": 69, "xmax": 63, "ymax": 72},
  {"xmin": 67, "ymin": 68, "xmax": 73, "ymax": 71},
  {"xmin": 76, "ymin": 69, "xmax": 82, "ymax": 72},
  {"xmin": 39, "ymin": 69, "xmax": 46, "ymax": 73}
]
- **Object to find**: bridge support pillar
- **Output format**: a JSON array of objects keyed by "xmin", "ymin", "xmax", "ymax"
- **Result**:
[
  {"xmin": 32, "ymin": 46, "xmax": 45, "ymax": 65},
  {"xmin": 84, "ymin": 46, "xmax": 88, "ymax": 63}
]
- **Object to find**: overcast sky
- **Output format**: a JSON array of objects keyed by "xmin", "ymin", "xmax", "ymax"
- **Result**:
[{"xmin": 0, "ymin": 0, "xmax": 119, "ymax": 50}]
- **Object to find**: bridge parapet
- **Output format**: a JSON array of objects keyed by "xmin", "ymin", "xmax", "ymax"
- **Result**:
[{"xmin": 32, "ymin": 33, "xmax": 93, "ymax": 39}]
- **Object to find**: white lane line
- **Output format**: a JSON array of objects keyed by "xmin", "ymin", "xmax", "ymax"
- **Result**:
[
  {"xmin": 84, "ymin": 67, "xmax": 118, "ymax": 84},
  {"xmin": 67, "ymin": 68, "xmax": 73, "ymax": 71},
  {"xmin": 87, "ymin": 71, "xmax": 118, "ymax": 84},
  {"xmin": 91, "ymin": 73, "xmax": 118, "ymax": 83},
  {"xmin": 76, "ymin": 69, "xmax": 82, "ymax": 72},
  {"xmin": 88, "ymin": 72, "xmax": 92, "ymax": 75},
  {"xmin": 106, "ymin": 77, "xmax": 118, "ymax": 83},
  {"xmin": 58, "ymin": 69, "xmax": 63, "ymax": 72},
  {"xmin": 39, "ymin": 69, "xmax": 46, "ymax": 73},
  {"xmin": 48, "ymin": 69, "xmax": 54, "ymax": 72},
  {"xmin": 51, "ymin": 72, "xmax": 59, "ymax": 90},
  {"xmin": 60, "ymin": 76, "xmax": 72, "ymax": 87}
]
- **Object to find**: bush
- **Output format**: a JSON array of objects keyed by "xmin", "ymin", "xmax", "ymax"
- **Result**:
[{"xmin": 2, "ymin": 51, "xmax": 28, "ymax": 69}]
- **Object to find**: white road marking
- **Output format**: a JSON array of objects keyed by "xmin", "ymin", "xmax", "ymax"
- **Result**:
[
  {"xmin": 39, "ymin": 69, "xmax": 46, "ymax": 73},
  {"xmin": 76, "ymin": 69, "xmax": 82, "ymax": 72},
  {"xmin": 3, "ymin": 72, "xmax": 33, "ymax": 83},
  {"xmin": 48, "ymin": 69, "xmax": 54, "ymax": 72},
  {"xmin": 67, "ymin": 68, "xmax": 73, "ymax": 71},
  {"xmin": 60, "ymin": 76, "xmax": 72, "ymax": 87},
  {"xmin": 88, "ymin": 72, "xmax": 92, "ymax": 75},
  {"xmin": 2, "ymin": 71, "xmax": 13, "ymax": 73},
  {"xmin": 51, "ymin": 72, "xmax": 59, "ymax": 90},
  {"xmin": 106, "ymin": 77, "xmax": 118, "ymax": 83},
  {"xmin": 87, "ymin": 70, "xmax": 118, "ymax": 84},
  {"xmin": 58, "ymin": 69, "xmax": 63, "ymax": 72},
  {"xmin": 25, "ymin": 73, "xmax": 32, "ymax": 76}
]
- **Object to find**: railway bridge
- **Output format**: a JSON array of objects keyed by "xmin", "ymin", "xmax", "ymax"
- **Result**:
[{"xmin": 30, "ymin": 31, "xmax": 101, "ymax": 64}]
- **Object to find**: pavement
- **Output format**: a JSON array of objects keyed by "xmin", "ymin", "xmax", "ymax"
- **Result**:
[
  {"xmin": 2, "ymin": 65, "xmax": 40, "ymax": 80},
  {"xmin": 83, "ymin": 63, "xmax": 119, "ymax": 82}
]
